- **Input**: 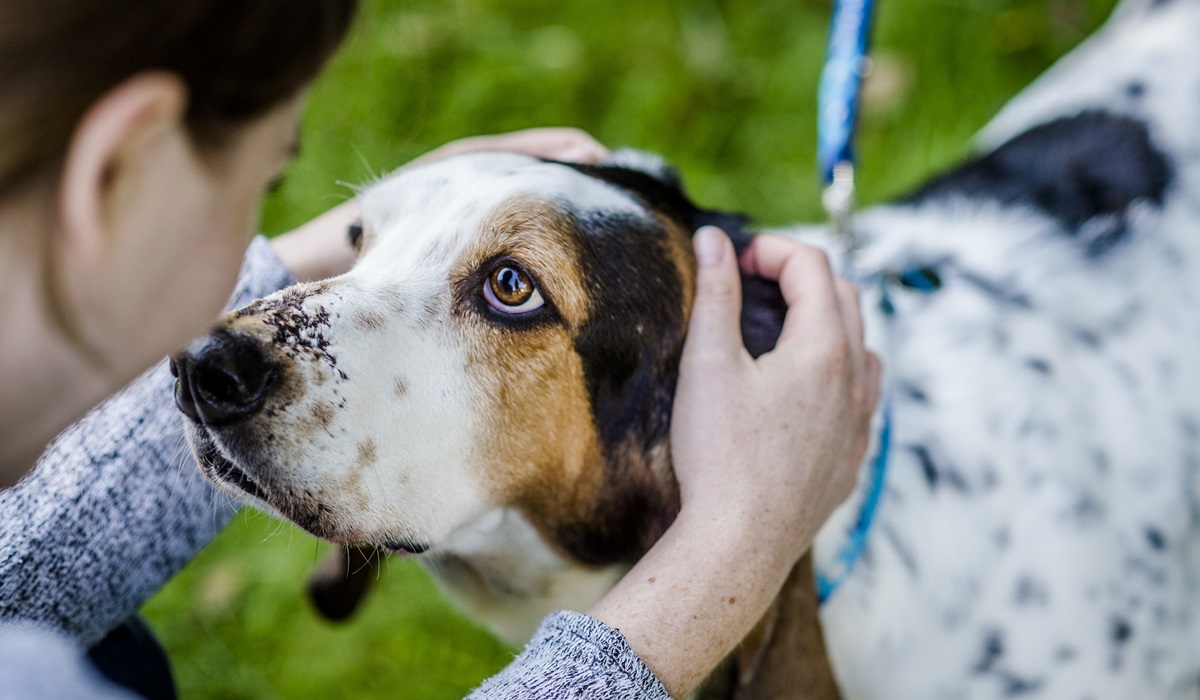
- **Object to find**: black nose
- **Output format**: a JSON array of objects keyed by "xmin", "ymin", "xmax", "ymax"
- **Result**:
[{"xmin": 172, "ymin": 332, "xmax": 278, "ymax": 426}]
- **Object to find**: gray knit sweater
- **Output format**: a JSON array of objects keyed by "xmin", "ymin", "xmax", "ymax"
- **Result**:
[{"xmin": 0, "ymin": 237, "xmax": 669, "ymax": 699}]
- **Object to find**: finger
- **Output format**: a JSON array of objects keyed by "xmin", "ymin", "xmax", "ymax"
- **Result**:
[
  {"xmin": 739, "ymin": 234, "xmax": 792, "ymax": 279},
  {"xmin": 742, "ymin": 236, "xmax": 840, "ymax": 322},
  {"xmin": 834, "ymin": 278, "xmax": 865, "ymax": 356},
  {"xmin": 489, "ymin": 127, "xmax": 609, "ymax": 163},
  {"xmin": 683, "ymin": 227, "xmax": 747, "ymax": 366},
  {"xmin": 740, "ymin": 234, "xmax": 829, "ymax": 280},
  {"xmin": 768, "ymin": 244, "xmax": 843, "ymax": 348},
  {"xmin": 410, "ymin": 128, "xmax": 609, "ymax": 167}
]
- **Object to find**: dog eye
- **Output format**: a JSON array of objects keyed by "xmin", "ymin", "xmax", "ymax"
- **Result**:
[
  {"xmin": 483, "ymin": 265, "xmax": 545, "ymax": 314},
  {"xmin": 348, "ymin": 221, "xmax": 364, "ymax": 251}
]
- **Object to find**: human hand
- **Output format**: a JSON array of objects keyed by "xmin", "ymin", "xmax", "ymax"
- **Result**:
[
  {"xmin": 407, "ymin": 126, "xmax": 609, "ymax": 167},
  {"xmin": 589, "ymin": 227, "xmax": 879, "ymax": 697},
  {"xmin": 271, "ymin": 128, "xmax": 608, "ymax": 282},
  {"xmin": 671, "ymin": 227, "xmax": 881, "ymax": 562}
]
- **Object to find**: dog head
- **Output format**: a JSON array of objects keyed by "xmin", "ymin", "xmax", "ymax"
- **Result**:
[{"xmin": 174, "ymin": 150, "xmax": 783, "ymax": 566}]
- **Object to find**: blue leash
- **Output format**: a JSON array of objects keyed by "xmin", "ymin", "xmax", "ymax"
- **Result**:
[
  {"xmin": 817, "ymin": 400, "xmax": 892, "ymax": 604},
  {"xmin": 818, "ymin": 0, "xmax": 876, "ymax": 248},
  {"xmin": 814, "ymin": 0, "xmax": 885, "ymax": 605}
]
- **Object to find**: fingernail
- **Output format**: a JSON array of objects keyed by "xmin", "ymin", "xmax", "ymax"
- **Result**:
[{"xmin": 694, "ymin": 226, "xmax": 726, "ymax": 267}]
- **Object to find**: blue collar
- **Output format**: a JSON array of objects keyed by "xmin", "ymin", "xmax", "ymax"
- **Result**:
[
  {"xmin": 815, "ymin": 267, "xmax": 941, "ymax": 604},
  {"xmin": 816, "ymin": 398, "xmax": 892, "ymax": 605}
]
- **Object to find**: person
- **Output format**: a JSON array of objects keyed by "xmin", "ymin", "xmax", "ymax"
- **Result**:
[{"xmin": 0, "ymin": 1, "xmax": 880, "ymax": 698}]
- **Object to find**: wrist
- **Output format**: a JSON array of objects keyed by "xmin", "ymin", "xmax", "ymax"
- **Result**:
[
  {"xmin": 669, "ymin": 502, "xmax": 801, "ymax": 584},
  {"xmin": 270, "ymin": 200, "xmax": 359, "ymax": 282},
  {"xmin": 589, "ymin": 504, "xmax": 799, "ymax": 698}
]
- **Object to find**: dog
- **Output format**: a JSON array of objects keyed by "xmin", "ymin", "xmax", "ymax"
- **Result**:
[{"xmin": 174, "ymin": 0, "xmax": 1200, "ymax": 697}]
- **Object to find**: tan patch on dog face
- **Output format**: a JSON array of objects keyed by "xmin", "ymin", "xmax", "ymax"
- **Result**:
[
  {"xmin": 481, "ymin": 330, "xmax": 604, "ymax": 524},
  {"xmin": 454, "ymin": 198, "xmax": 606, "ymax": 537},
  {"xmin": 462, "ymin": 198, "xmax": 592, "ymax": 328},
  {"xmin": 656, "ymin": 213, "xmax": 698, "ymax": 324}
]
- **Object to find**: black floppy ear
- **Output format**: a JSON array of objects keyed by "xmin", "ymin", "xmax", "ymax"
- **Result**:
[
  {"xmin": 565, "ymin": 149, "xmax": 786, "ymax": 358},
  {"xmin": 737, "ymin": 270, "xmax": 787, "ymax": 359}
]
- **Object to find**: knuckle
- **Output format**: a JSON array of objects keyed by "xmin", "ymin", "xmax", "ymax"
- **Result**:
[{"xmin": 794, "ymin": 246, "xmax": 830, "ymax": 273}]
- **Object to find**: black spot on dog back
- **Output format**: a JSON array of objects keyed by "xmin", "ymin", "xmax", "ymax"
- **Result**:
[
  {"xmin": 906, "ymin": 111, "xmax": 1172, "ymax": 256},
  {"xmin": 908, "ymin": 444, "xmax": 969, "ymax": 493},
  {"xmin": 1111, "ymin": 615, "xmax": 1133, "ymax": 644},
  {"xmin": 898, "ymin": 381, "xmax": 929, "ymax": 404},
  {"xmin": 957, "ymin": 270, "xmax": 1034, "ymax": 310},
  {"xmin": 1180, "ymin": 413, "xmax": 1199, "ymax": 440},
  {"xmin": 972, "ymin": 632, "xmax": 1045, "ymax": 697},
  {"xmin": 1015, "ymin": 575, "xmax": 1050, "ymax": 606},
  {"xmin": 910, "ymin": 444, "xmax": 940, "ymax": 490},
  {"xmin": 880, "ymin": 523, "xmax": 919, "ymax": 579},
  {"xmin": 973, "ymin": 629, "xmax": 1005, "ymax": 674},
  {"xmin": 1146, "ymin": 526, "xmax": 1167, "ymax": 551},
  {"xmin": 1109, "ymin": 614, "xmax": 1134, "ymax": 671},
  {"xmin": 1071, "ymin": 327, "xmax": 1104, "ymax": 350},
  {"xmin": 1002, "ymin": 675, "xmax": 1044, "ymax": 697}
]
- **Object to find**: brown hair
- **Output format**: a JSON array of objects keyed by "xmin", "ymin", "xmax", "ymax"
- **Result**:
[{"xmin": 0, "ymin": 0, "xmax": 359, "ymax": 197}]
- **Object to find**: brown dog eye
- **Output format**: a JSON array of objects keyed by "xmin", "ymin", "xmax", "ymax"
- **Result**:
[{"xmin": 483, "ymin": 265, "xmax": 545, "ymax": 314}]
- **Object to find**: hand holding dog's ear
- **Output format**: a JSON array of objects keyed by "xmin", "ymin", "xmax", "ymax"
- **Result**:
[
  {"xmin": 591, "ymin": 228, "xmax": 879, "ymax": 698},
  {"xmin": 674, "ymin": 229, "xmax": 880, "ymax": 555}
]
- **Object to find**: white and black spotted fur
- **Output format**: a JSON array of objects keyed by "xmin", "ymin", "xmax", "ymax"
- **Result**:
[
  {"xmin": 800, "ymin": 2, "xmax": 1200, "ymax": 696},
  {"xmin": 175, "ymin": 1, "xmax": 1200, "ymax": 697}
]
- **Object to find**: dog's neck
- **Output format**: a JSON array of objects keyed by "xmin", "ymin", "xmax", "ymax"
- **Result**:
[{"xmin": 429, "ymin": 507, "xmax": 627, "ymax": 646}]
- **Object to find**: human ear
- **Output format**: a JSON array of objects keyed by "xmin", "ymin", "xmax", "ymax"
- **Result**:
[{"xmin": 58, "ymin": 72, "xmax": 189, "ymax": 262}]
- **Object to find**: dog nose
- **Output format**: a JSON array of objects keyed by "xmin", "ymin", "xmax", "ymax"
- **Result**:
[{"xmin": 173, "ymin": 332, "xmax": 278, "ymax": 426}]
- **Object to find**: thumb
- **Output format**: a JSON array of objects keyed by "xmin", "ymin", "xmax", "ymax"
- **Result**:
[{"xmin": 684, "ymin": 226, "xmax": 745, "ymax": 363}]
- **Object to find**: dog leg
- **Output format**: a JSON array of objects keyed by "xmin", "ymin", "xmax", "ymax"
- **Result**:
[
  {"xmin": 307, "ymin": 545, "xmax": 381, "ymax": 621},
  {"xmin": 732, "ymin": 552, "xmax": 842, "ymax": 700}
]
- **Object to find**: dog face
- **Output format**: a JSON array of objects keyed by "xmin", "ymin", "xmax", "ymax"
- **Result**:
[{"xmin": 175, "ymin": 152, "xmax": 757, "ymax": 565}]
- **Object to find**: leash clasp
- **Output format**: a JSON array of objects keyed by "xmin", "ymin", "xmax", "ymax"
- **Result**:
[{"xmin": 822, "ymin": 161, "xmax": 858, "ymax": 251}]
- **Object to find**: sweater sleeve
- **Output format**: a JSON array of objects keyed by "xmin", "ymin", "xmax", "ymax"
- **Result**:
[
  {"xmin": 0, "ymin": 626, "xmax": 137, "ymax": 700},
  {"xmin": 468, "ymin": 611, "xmax": 671, "ymax": 700},
  {"xmin": 0, "ymin": 236, "xmax": 296, "ymax": 648}
]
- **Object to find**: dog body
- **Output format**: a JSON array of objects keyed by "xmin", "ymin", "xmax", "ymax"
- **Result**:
[
  {"xmin": 176, "ymin": 1, "xmax": 1200, "ymax": 697},
  {"xmin": 808, "ymin": 4, "xmax": 1200, "ymax": 696}
]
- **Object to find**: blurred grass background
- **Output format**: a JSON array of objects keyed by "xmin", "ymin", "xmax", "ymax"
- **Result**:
[{"xmin": 144, "ymin": 0, "xmax": 1117, "ymax": 697}]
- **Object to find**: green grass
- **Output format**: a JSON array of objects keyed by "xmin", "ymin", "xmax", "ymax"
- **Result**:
[{"xmin": 145, "ymin": 0, "xmax": 1117, "ymax": 697}]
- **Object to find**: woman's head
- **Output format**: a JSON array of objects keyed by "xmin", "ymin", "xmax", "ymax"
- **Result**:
[
  {"xmin": 0, "ymin": 0, "xmax": 357, "ymax": 365},
  {"xmin": 0, "ymin": 0, "xmax": 357, "ymax": 482},
  {"xmin": 0, "ymin": 0, "xmax": 357, "ymax": 197}
]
